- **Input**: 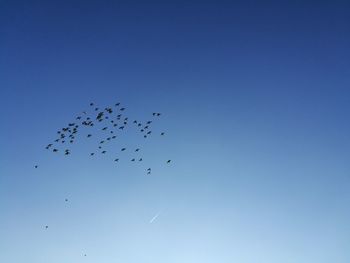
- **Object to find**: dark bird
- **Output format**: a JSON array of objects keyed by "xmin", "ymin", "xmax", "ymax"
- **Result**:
[
  {"xmin": 65, "ymin": 198, "xmax": 68, "ymax": 202},
  {"xmin": 120, "ymin": 107, "xmax": 125, "ymax": 111},
  {"xmin": 115, "ymin": 102, "xmax": 120, "ymax": 106},
  {"xmin": 135, "ymin": 148, "xmax": 140, "ymax": 152},
  {"xmin": 107, "ymin": 137, "xmax": 111, "ymax": 141},
  {"xmin": 76, "ymin": 116, "xmax": 81, "ymax": 120},
  {"xmin": 121, "ymin": 148, "xmax": 126, "ymax": 151},
  {"xmin": 144, "ymin": 135, "xmax": 147, "ymax": 138},
  {"xmin": 152, "ymin": 112, "xmax": 156, "ymax": 116},
  {"xmin": 157, "ymin": 113, "xmax": 161, "ymax": 116},
  {"xmin": 96, "ymin": 112, "xmax": 104, "ymax": 120},
  {"xmin": 161, "ymin": 132, "xmax": 165, "ymax": 136},
  {"xmin": 147, "ymin": 131, "xmax": 152, "ymax": 135},
  {"xmin": 114, "ymin": 158, "xmax": 119, "ymax": 162},
  {"xmin": 147, "ymin": 168, "xmax": 151, "ymax": 171},
  {"xmin": 35, "ymin": 165, "xmax": 38, "ymax": 168},
  {"xmin": 113, "ymin": 124, "xmax": 117, "ymax": 127},
  {"xmin": 144, "ymin": 125, "xmax": 149, "ymax": 129},
  {"xmin": 102, "ymin": 127, "xmax": 108, "ymax": 130},
  {"xmin": 100, "ymin": 140, "xmax": 105, "ymax": 144},
  {"xmin": 95, "ymin": 107, "xmax": 99, "ymax": 111},
  {"xmin": 119, "ymin": 126, "xmax": 124, "ymax": 130},
  {"xmin": 90, "ymin": 153, "xmax": 95, "ymax": 156},
  {"xmin": 102, "ymin": 151, "xmax": 106, "ymax": 154},
  {"xmin": 140, "ymin": 129, "xmax": 144, "ymax": 132},
  {"xmin": 131, "ymin": 158, "xmax": 135, "ymax": 161},
  {"xmin": 133, "ymin": 120, "xmax": 137, "ymax": 124},
  {"xmin": 110, "ymin": 131, "xmax": 114, "ymax": 134},
  {"xmin": 146, "ymin": 121, "xmax": 152, "ymax": 124},
  {"xmin": 167, "ymin": 160, "xmax": 171, "ymax": 163},
  {"xmin": 45, "ymin": 226, "xmax": 48, "ymax": 229},
  {"xmin": 53, "ymin": 149, "xmax": 58, "ymax": 152},
  {"xmin": 98, "ymin": 146, "xmax": 102, "ymax": 149},
  {"xmin": 87, "ymin": 134, "xmax": 92, "ymax": 137},
  {"xmin": 139, "ymin": 158, "xmax": 143, "ymax": 161},
  {"xmin": 55, "ymin": 139, "xmax": 60, "ymax": 142},
  {"xmin": 112, "ymin": 136, "xmax": 116, "ymax": 139},
  {"xmin": 138, "ymin": 123, "xmax": 142, "ymax": 127},
  {"xmin": 90, "ymin": 102, "xmax": 94, "ymax": 106}
]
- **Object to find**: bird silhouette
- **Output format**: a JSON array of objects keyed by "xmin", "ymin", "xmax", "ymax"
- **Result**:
[
  {"xmin": 167, "ymin": 160, "xmax": 171, "ymax": 163},
  {"xmin": 35, "ymin": 165, "xmax": 38, "ymax": 168},
  {"xmin": 161, "ymin": 132, "xmax": 165, "ymax": 135},
  {"xmin": 121, "ymin": 148, "xmax": 126, "ymax": 151}
]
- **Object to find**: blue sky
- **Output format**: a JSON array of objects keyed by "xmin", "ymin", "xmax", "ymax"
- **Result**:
[{"xmin": 1, "ymin": 1, "xmax": 350, "ymax": 262}]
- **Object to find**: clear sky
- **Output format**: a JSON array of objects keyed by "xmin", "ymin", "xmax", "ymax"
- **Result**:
[{"xmin": 1, "ymin": 1, "xmax": 350, "ymax": 262}]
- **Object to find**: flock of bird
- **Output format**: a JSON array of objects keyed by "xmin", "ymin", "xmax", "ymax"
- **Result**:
[{"xmin": 35, "ymin": 101, "xmax": 172, "ymax": 257}]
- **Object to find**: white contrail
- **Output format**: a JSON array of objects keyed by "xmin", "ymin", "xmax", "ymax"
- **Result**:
[{"xmin": 149, "ymin": 212, "xmax": 161, "ymax": 224}]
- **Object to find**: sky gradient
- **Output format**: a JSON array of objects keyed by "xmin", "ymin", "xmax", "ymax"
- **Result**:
[{"xmin": 1, "ymin": 1, "xmax": 350, "ymax": 262}]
